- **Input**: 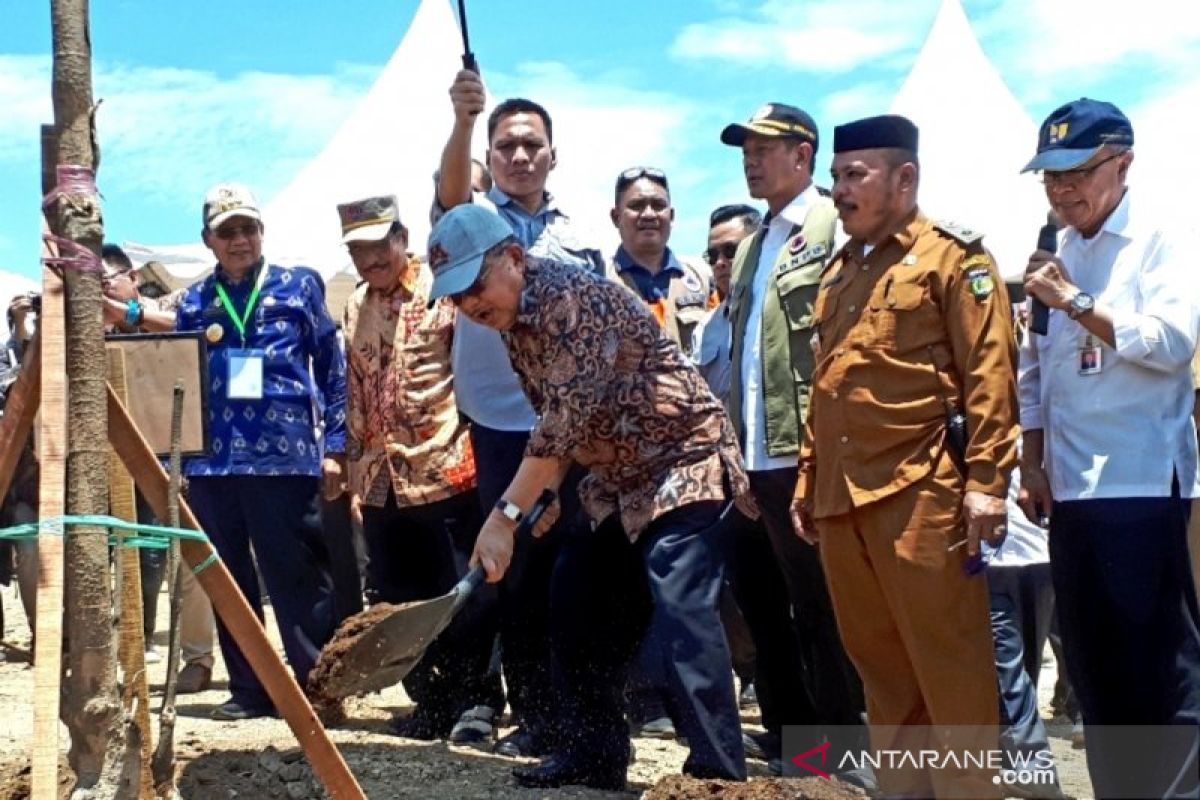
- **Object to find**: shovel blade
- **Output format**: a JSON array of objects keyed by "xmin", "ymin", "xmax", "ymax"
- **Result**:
[{"xmin": 318, "ymin": 592, "xmax": 459, "ymax": 699}]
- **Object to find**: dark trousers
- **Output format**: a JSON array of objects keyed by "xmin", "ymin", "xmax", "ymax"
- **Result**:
[
  {"xmin": 321, "ymin": 494, "xmax": 365, "ymax": 625},
  {"xmin": 1051, "ymin": 492, "xmax": 1200, "ymax": 799},
  {"xmin": 748, "ymin": 468, "xmax": 866, "ymax": 740},
  {"xmin": 361, "ymin": 488, "xmax": 498, "ymax": 722},
  {"xmin": 469, "ymin": 421, "xmax": 575, "ymax": 739},
  {"xmin": 188, "ymin": 475, "xmax": 336, "ymax": 710},
  {"xmin": 551, "ymin": 501, "xmax": 746, "ymax": 779},
  {"xmin": 720, "ymin": 506, "xmax": 813, "ymax": 739},
  {"xmin": 988, "ymin": 565, "xmax": 1055, "ymax": 766}
]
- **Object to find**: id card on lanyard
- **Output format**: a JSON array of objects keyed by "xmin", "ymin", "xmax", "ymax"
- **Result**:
[{"xmin": 214, "ymin": 264, "xmax": 270, "ymax": 400}]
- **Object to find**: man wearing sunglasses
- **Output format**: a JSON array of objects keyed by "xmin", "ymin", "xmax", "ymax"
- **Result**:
[
  {"xmin": 1018, "ymin": 99, "xmax": 1200, "ymax": 798},
  {"xmin": 173, "ymin": 183, "xmax": 347, "ymax": 722},
  {"xmin": 607, "ymin": 167, "xmax": 716, "ymax": 358},
  {"xmin": 719, "ymin": 103, "xmax": 868, "ymax": 777},
  {"xmin": 430, "ymin": 67, "xmax": 606, "ymax": 759}
]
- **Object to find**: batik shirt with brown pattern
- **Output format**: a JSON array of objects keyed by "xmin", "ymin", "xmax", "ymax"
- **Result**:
[
  {"xmin": 343, "ymin": 258, "xmax": 476, "ymax": 507},
  {"xmin": 503, "ymin": 258, "xmax": 751, "ymax": 541}
]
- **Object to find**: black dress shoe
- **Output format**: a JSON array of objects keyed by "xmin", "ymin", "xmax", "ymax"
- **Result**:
[
  {"xmin": 494, "ymin": 727, "xmax": 550, "ymax": 758},
  {"xmin": 387, "ymin": 708, "xmax": 453, "ymax": 741},
  {"xmin": 512, "ymin": 754, "xmax": 626, "ymax": 791}
]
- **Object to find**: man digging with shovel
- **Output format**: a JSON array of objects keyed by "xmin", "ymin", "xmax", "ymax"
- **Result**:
[{"xmin": 423, "ymin": 204, "xmax": 754, "ymax": 790}]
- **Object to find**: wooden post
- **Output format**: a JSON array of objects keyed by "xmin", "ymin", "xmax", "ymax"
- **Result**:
[
  {"xmin": 106, "ymin": 389, "xmax": 366, "ymax": 800},
  {"xmin": 48, "ymin": 0, "xmax": 132, "ymax": 793},
  {"xmin": 30, "ymin": 266, "xmax": 66, "ymax": 800},
  {"xmin": 106, "ymin": 350, "xmax": 155, "ymax": 799}
]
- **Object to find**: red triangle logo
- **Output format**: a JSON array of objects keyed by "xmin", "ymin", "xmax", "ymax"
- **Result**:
[{"xmin": 791, "ymin": 740, "xmax": 832, "ymax": 779}]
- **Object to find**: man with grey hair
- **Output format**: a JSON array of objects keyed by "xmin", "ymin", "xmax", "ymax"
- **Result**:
[{"xmin": 1019, "ymin": 98, "xmax": 1200, "ymax": 798}]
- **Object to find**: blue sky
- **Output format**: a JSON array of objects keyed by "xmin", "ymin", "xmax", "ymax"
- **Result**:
[{"xmin": 2, "ymin": 0, "xmax": 1198, "ymax": 281}]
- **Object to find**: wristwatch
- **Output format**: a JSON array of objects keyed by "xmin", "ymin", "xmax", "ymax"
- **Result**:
[
  {"xmin": 494, "ymin": 498, "xmax": 523, "ymax": 524},
  {"xmin": 1067, "ymin": 291, "xmax": 1095, "ymax": 320}
]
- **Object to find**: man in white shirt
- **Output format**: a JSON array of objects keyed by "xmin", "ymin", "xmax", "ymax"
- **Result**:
[
  {"xmin": 718, "ymin": 104, "xmax": 867, "ymax": 778},
  {"xmin": 1019, "ymin": 97, "xmax": 1200, "ymax": 799}
]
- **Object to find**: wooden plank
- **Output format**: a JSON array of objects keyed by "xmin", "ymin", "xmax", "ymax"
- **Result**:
[
  {"xmin": 0, "ymin": 329, "xmax": 41, "ymax": 503},
  {"xmin": 106, "ymin": 349, "xmax": 155, "ymax": 798},
  {"xmin": 31, "ymin": 265, "xmax": 66, "ymax": 800},
  {"xmin": 106, "ymin": 387, "xmax": 365, "ymax": 800}
]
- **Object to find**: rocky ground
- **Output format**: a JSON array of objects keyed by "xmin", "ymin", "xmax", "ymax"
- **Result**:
[{"xmin": 0, "ymin": 582, "xmax": 1090, "ymax": 799}]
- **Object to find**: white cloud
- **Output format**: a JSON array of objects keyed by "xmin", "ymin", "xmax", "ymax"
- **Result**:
[
  {"xmin": 976, "ymin": 0, "xmax": 1200, "ymax": 86},
  {"xmin": 0, "ymin": 54, "xmax": 373, "ymax": 214},
  {"xmin": 670, "ymin": 0, "xmax": 933, "ymax": 72}
]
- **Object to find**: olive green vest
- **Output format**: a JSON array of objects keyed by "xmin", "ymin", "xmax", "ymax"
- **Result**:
[{"xmin": 728, "ymin": 198, "xmax": 838, "ymax": 457}]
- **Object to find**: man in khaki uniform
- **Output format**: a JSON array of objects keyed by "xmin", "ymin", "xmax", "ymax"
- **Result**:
[{"xmin": 792, "ymin": 115, "xmax": 1018, "ymax": 798}]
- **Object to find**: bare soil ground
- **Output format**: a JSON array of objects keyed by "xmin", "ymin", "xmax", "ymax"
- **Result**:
[{"xmin": 0, "ymin": 582, "xmax": 1091, "ymax": 799}]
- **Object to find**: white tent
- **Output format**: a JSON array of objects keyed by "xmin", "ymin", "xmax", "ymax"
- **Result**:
[
  {"xmin": 890, "ymin": 0, "xmax": 1046, "ymax": 280},
  {"xmin": 127, "ymin": 0, "xmax": 485, "ymax": 295}
]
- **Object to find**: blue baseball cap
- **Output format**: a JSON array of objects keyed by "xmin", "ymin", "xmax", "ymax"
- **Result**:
[
  {"xmin": 426, "ymin": 204, "xmax": 513, "ymax": 306},
  {"xmin": 1022, "ymin": 98, "xmax": 1134, "ymax": 173}
]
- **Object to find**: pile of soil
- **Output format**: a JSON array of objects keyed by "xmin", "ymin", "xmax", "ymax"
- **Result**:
[
  {"xmin": 305, "ymin": 602, "xmax": 401, "ymax": 704},
  {"xmin": 645, "ymin": 775, "xmax": 866, "ymax": 800}
]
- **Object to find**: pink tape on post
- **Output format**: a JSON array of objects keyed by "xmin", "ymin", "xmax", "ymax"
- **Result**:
[{"xmin": 41, "ymin": 165, "xmax": 103, "ymax": 274}]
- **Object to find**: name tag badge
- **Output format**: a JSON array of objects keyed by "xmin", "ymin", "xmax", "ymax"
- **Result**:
[
  {"xmin": 228, "ymin": 349, "xmax": 265, "ymax": 400},
  {"xmin": 1078, "ymin": 335, "xmax": 1102, "ymax": 376}
]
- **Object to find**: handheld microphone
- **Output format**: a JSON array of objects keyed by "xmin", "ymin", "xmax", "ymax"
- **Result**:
[{"xmin": 1029, "ymin": 212, "xmax": 1059, "ymax": 335}]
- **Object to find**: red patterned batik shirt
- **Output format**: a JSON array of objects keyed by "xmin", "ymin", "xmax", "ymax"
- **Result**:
[{"xmin": 343, "ymin": 258, "xmax": 476, "ymax": 507}]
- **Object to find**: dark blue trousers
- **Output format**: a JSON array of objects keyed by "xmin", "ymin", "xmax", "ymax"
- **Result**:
[
  {"xmin": 988, "ymin": 565, "xmax": 1056, "ymax": 777},
  {"xmin": 550, "ymin": 501, "xmax": 746, "ymax": 780},
  {"xmin": 188, "ymin": 475, "xmax": 336, "ymax": 711},
  {"xmin": 1051, "ymin": 492, "xmax": 1200, "ymax": 799}
]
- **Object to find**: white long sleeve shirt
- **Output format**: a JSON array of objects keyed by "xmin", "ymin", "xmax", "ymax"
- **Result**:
[
  {"xmin": 1017, "ymin": 190, "xmax": 1200, "ymax": 501},
  {"xmin": 741, "ymin": 186, "xmax": 821, "ymax": 472}
]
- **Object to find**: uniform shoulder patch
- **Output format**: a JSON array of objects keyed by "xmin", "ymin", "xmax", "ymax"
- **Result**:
[
  {"xmin": 963, "ymin": 253, "xmax": 995, "ymax": 300},
  {"xmin": 961, "ymin": 253, "xmax": 993, "ymax": 272},
  {"xmin": 934, "ymin": 219, "xmax": 985, "ymax": 246}
]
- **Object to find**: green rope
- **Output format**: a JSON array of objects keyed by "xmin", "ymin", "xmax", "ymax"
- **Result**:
[{"xmin": 0, "ymin": 514, "xmax": 211, "ymax": 551}]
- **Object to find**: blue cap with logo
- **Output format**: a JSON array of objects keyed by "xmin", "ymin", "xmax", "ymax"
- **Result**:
[
  {"xmin": 1022, "ymin": 98, "xmax": 1133, "ymax": 173},
  {"xmin": 426, "ymin": 204, "xmax": 513, "ymax": 306}
]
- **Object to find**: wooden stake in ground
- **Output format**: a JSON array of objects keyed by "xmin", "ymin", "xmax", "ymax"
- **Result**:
[
  {"xmin": 107, "ymin": 350, "xmax": 155, "ymax": 800},
  {"xmin": 48, "ymin": 0, "xmax": 136, "ymax": 795},
  {"xmin": 30, "ymin": 265, "xmax": 67, "ymax": 800},
  {"xmin": 150, "ymin": 382, "xmax": 186, "ymax": 796}
]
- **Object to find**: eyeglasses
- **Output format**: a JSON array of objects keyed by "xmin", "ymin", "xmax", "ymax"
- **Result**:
[
  {"xmin": 1039, "ymin": 151, "xmax": 1124, "ymax": 188},
  {"xmin": 615, "ymin": 166, "xmax": 669, "ymax": 199},
  {"xmin": 214, "ymin": 222, "xmax": 261, "ymax": 241},
  {"xmin": 704, "ymin": 242, "xmax": 740, "ymax": 264},
  {"xmin": 449, "ymin": 259, "xmax": 495, "ymax": 305}
]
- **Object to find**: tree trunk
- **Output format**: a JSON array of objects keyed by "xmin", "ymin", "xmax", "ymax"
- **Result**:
[{"xmin": 48, "ymin": 0, "xmax": 135, "ymax": 796}]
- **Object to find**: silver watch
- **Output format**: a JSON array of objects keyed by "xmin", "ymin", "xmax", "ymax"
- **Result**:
[
  {"xmin": 494, "ymin": 498, "xmax": 523, "ymax": 524},
  {"xmin": 1067, "ymin": 291, "xmax": 1095, "ymax": 320}
]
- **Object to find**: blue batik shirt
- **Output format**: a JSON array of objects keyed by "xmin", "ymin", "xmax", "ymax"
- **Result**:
[{"xmin": 175, "ymin": 260, "xmax": 347, "ymax": 477}]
